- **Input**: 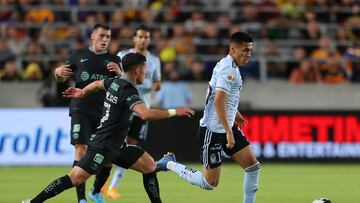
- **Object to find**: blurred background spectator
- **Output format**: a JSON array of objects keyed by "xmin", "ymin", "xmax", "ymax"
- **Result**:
[
  {"xmin": 37, "ymin": 61, "xmax": 70, "ymax": 107},
  {"xmin": 0, "ymin": 0, "xmax": 359, "ymax": 104},
  {"xmin": 265, "ymin": 40, "xmax": 287, "ymax": 79},
  {"xmin": 156, "ymin": 64, "xmax": 192, "ymax": 109},
  {"xmin": 344, "ymin": 43, "xmax": 360, "ymax": 82},
  {"xmin": 183, "ymin": 58, "xmax": 210, "ymax": 81},
  {"xmin": 289, "ymin": 59, "xmax": 321, "ymax": 84},
  {"xmin": 0, "ymin": 40, "xmax": 16, "ymax": 66},
  {"xmin": 0, "ymin": 58, "xmax": 22, "ymax": 81}
]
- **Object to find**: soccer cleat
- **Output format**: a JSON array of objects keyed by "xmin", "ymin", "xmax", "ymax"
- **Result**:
[
  {"xmin": 21, "ymin": 199, "xmax": 31, "ymax": 203},
  {"xmin": 156, "ymin": 152, "xmax": 176, "ymax": 172},
  {"xmin": 106, "ymin": 188, "xmax": 121, "ymax": 199},
  {"xmin": 88, "ymin": 191, "xmax": 105, "ymax": 203},
  {"xmin": 79, "ymin": 199, "xmax": 87, "ymax": 203}
]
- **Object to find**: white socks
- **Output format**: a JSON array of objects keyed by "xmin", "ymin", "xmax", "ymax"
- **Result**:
[
  {"xmin": 167, "ymin": 161, "xmax": 214, "ymax": 190},
  {"xmin": 109, "ymin": 166, "xmax": 127, "ymax": 189},
  {"xmin": 166, "ymin": 159, "xmax": 260, "ymax": 202},
  {"xmin": 243, "ymin": 162, "xmax": 260, "ymax": 203}
]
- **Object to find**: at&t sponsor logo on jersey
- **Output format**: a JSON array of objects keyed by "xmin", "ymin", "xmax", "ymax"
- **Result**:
[
  {"xmin": 80, "ymin": 71, "xmax": 107, "ymax": 81},
  {"xmin": 90, "ymin": 74, "xmax": 107, "ymax": 80}
]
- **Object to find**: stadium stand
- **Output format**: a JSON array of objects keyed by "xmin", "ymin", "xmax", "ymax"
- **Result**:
[{"xmin": 0, "ymin": 0, "xmax": 359, "ymax": 107}]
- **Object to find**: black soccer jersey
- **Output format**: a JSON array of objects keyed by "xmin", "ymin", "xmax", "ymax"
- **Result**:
[
  {"xmin": 66, "ymin": 48, "xmax": 121, "ymax": 118},
  {"xmin": 88, "ymin": 76, "xmax": 144, "ymax": 150}
]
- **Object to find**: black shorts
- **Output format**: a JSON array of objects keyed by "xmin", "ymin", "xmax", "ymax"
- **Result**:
[
  {"xmin": 198, "ymin": 125, "xmax": 250, "ymax": 169},
  {"xmin": 77, "ymin": 144, "xmax": 144, "ymax": 175},
  {"xmin": 128, "ymin": 116, "xmax": 148, "ymax": 142},
  {"xmin": 70, "ymin": 112, "xmax": 99, "ymax": 145}
]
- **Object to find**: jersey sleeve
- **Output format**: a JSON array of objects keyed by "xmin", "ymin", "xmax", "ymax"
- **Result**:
[
  {"xmin": 117, "ymin": 51, "xmax": 126, "ymax": 71},
  {"xmin": 215, "ymin": 65, "xmax": 234, "ymax": 94},
  {"xmin": 115, "ymin": 55, "xmax": 121, "ymax": 64},
  {"xmin": 153, "ymin": 57, "xmax": 161, "ymax": 81},
  {"xmin": 115, "ymin": 56, "xmax": 123, "ymax": 73},
  {"xmin": 122, "ymin": 86, "xmax": 144, "ymax": 110},
  {"xmin": 114, "ymin": 56, "xmax": 122, "ymax": 69},
  {"xmin": 65, "ymin": 50, "xmax": 77, "ymax": 71},
  {"xmin": 117, "ymin": 50, "xmax": 126, "ymax": 59},
  {"xmin": 103, "ymin": 77, "xmax": 116, "ymax": 90}
]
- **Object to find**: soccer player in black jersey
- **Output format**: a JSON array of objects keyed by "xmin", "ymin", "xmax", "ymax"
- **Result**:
[
  {"xmin": 22, "ymin": 53, "xmax": 194, "ymax": 203},
  {"xmin": 53, "ymin": 23, "xmax": 122, "ymax": 203},
  {"xmin": 107, "ymin": 24, "xmax": 162, "ymax": 199}
]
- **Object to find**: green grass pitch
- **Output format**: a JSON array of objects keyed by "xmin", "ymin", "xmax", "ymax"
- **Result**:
[{"xmin": 1, "ymin": 163, "xmax": 359, "ymax": 203}]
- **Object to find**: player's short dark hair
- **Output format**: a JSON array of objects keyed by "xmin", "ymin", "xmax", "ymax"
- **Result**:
[
  {"xmin": 93, "ymin": 23, "xmax": 110, "ymax": 31},
  {"xmin": 122, "ymin": 53, "xmax": 146, "ymax": 72},
  {"xmin": 230, "ymin": 32, "xmax": 253, "ymax": 44},
  {"xmin": 133, "ymin": 25, "xmax": 150, "ymax": 36}
]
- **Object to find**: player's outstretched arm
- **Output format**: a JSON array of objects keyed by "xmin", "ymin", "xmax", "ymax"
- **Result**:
[
  {"xmin": 62, "ymin": 80, "xmax": 105, "ymax": 99},
  {"xmin": 132, "ymin": 103, "xmax": 194, "ymax": 121},
  {"xmin": 54, "ymin": 64, "xmax": 73, "ymax": 83}
]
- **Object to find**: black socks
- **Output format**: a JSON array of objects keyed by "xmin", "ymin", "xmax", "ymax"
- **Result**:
[
  {"xmin": 31, "ymin": 175, "xmax": 73, "ymax": 203},
  {"xmin": 91, "ymin": 166, "xmax": 111, "ymax": 194},
  {"xmin": 143, "ymin": 171, "xmax": 162, "ymax": 203}
]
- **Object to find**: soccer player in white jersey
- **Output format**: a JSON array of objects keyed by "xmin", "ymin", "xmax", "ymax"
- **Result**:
[
  {"xmin": 157, "ymin": 32, "xmax": 260, "ymax": 203},
  {"xmin": 106, "ymin": 25, "xmax": 162, "ymax": 199}
]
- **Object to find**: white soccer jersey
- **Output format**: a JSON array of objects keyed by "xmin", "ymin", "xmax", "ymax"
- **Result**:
[
  {"xmin": 199, "ymin": 55, "xmax": 242, "ymax": 133},
  {"xmin": 118, "ymin": 49, "xmax": 161, "ymax": 107}
]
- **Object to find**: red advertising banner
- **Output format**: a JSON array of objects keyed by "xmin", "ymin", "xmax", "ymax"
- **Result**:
[
  {"xmin": 243, "ymin": 115, "xmax": 360, "ymax": 143},
  {"xmin": 240, "ymin": 113, "xmax": 360, "ymax": 159},
  {"xmin": 145, "ymin": 111, "xmax": 360, "ymax": 161}
]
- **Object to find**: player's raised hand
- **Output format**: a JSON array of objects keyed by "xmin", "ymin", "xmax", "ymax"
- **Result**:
[
  {"xmin": 107, "ymin": 62, "xmax": 122, "ymax": 75},
  {"xmin": 55, "ymin": 64, "xmax": 73, "ymax": 78},
  {"xmin": 62, "ymin": 87, "xmax": 85, "ymax": 99},
  {"xmin": 175, "ymin": 107, "xmax": 195, "ymax": 117},
  {"xmin": 226, "ymin": 128, "xmax": 235, "ymax": 149}
]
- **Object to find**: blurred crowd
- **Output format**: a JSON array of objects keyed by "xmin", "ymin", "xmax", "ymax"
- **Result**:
[{"xmin": 0, "ymin": 0, "xmax": 359, "ymax": 86}]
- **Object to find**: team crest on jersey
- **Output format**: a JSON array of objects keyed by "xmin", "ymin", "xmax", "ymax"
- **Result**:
[
  {"xmin": 110, "ymin": 82, "xmax": 119, "ymax": 91},
  {"xmin": 73, "ymin": 124, "xmax": 81, "ymax": 133},
  {"xmin": 228, "ymin": 75, "xmax": 234, "ymax": 81},
  {"xmin": 93, "ymin": 153, "xmax": 104, "ymax": 164},
  {"xmin": 81, "ymin": 71, "xmax": 90, "ymax": 81}
]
